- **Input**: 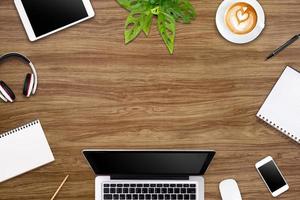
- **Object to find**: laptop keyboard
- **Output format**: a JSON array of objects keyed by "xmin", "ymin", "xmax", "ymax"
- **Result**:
[{"xmin": 102, "ymin": 183, "xmax": 197, "ymax": 200}]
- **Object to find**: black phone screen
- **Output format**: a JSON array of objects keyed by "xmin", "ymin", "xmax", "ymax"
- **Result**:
[
  {"xmin": 258, "ymin": 160, "xmax": 287, "ymax": 192},
  {"xmin": 21, "ymin": 0, "xmax": 88, "ymax": 37}
]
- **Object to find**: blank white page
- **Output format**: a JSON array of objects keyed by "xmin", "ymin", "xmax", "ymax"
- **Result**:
[
  {"xmin": 0, "ymin": 120, "xmax": 54, "ymax": 182},
  {"xmin": 257, "ymin": 66, "xmax": 300, "ymax": 144}
]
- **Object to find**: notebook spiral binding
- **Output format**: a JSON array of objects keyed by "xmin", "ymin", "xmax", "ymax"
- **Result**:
[
  {"xmin": 257, "ymin": 114, "xmax": 300, "ymax": 143},
  {"xmin": 0, "ymin": 120, "xmax": 39, "ymax": 139}
]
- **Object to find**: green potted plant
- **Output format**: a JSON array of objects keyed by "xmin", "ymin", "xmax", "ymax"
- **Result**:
[{"xmin": 116, "ymin": 0, "xmax": 196, "ymax": 54}]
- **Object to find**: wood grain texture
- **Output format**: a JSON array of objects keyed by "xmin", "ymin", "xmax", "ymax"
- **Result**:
[{"xmin": 0, "ymin": 0, "xmax": 299, "ymax": 199}]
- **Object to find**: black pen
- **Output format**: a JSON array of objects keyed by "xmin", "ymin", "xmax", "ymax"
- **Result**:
[{"xmin": 266, "ymin": 34, "xmax": 300, "ymax": 60}]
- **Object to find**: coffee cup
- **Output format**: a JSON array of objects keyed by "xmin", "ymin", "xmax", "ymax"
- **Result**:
[{"xmin": 216, "ymin": 0, "xmax": 265, "ymax": 44}]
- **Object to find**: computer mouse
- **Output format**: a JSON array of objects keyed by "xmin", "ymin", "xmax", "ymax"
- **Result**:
[{"xmin": 219, "ymin": 179, "xmax": 242, "ymax": 200}]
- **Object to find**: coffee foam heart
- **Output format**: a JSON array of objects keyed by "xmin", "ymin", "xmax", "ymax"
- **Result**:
[{"xmin": 225, "ymin": 2, "xmax": 257, "ymax": 35}]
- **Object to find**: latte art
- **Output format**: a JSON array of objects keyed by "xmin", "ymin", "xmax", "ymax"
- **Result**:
[{"xmin": 225, "ymin": 2, "xmax": 257, "ymax": 34}]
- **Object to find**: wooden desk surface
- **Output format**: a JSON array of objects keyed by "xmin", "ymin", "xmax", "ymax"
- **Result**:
[{"xmin": 0, "ymin": 0, "xmax": 299, "ymax": 199}]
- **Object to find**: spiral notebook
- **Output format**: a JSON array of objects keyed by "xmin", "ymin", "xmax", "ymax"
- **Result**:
[
  {"xmin": 0, "ymin": 120, "xmax": 54, "ymax": 182},
  {"xmin": 257, "ymin": 66, "xmax": 300, "ymax": 144}
]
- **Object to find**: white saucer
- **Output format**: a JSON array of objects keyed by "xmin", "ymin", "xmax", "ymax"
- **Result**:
[{"xmin": 216, "ymin": 0, "xmax": 265, "ymax": 44}]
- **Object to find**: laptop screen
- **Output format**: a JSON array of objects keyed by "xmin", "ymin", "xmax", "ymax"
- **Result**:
[{"xmin": 83, "ymin": 150, "xmax": 215, "ymax": 176}]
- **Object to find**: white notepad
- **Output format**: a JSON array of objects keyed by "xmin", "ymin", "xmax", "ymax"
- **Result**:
[
  {"xmin": 0, "ymin": 120, "xmax": 54, "ymax": 182},
  {"xmin": 257, "ymin": 66, "xmax": 300, "ymax": 144}
]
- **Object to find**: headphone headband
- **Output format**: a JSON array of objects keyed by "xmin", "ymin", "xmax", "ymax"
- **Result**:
[
  {"xmin": 0, "ymin": 52, "xmax": 31, "ymax": 63},
  {"xmin": 0, "ymin": 52, "xmax": 38, "ymax": 94}
]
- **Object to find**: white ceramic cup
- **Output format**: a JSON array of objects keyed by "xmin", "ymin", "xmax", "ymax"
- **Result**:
[{"xmin": 216, "ymin": 0, "xmax": 265, "ymax": 44}]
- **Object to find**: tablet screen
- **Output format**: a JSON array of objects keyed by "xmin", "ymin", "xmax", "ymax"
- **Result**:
[{"xmin": 21, "ymin": 0, "xmax": 88, "ymax": 37}]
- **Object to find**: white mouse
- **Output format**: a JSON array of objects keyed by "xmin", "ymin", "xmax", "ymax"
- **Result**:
[{"xmin": 219, "ymin": 179, "xmax": 242, "ymax": 200}]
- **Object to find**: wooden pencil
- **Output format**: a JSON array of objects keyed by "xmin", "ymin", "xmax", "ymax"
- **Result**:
[{"xmin": 50, "ymin": 175, "xmax": 69, "ymax": 200}]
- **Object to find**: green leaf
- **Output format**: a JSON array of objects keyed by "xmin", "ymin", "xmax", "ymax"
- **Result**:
[
  {"xmin": 125, "ymin": 10, "xmax": 146, "ymax": 44},
  {"xmin": 118, "ymin": 0, "xmax": 196, "ymax": 54},
  {"xmin": 116, "ymin": 0, "xmax": 144, "ymax": 11},
  {"xmin": 143, "ymin": 11, "xmax": 153, "ymax": 36},
  {"xmin": 151, "ymin": 6, "xmax": 160, "ymax": 15},
  {"xmin": 161, "ymin": 0, "xmax": 196, "ymax": 23},
  {"xmin": 157, "ymin": 12, "xmax": 176, "ymax": 54},
  {"xmin": 177, "ymin": 0, "xmax": 196, "ymax": 23},
  {"xmin": 149, "ymin": 0, "xmax": 160, "ymax": 5}
]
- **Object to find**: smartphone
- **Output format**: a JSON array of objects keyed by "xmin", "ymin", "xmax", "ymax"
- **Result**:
[
  {"xmin": 14, "ymin": 0, "xmax": 95, "ymax": 41},
  {"xmin": 255, "ymin": 156, "xmax": 289, "ymax": 197}
]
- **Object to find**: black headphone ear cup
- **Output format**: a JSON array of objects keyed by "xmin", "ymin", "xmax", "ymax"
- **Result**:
[
  {"xmin": 23, "ymin": 73, "xmax": 34, "ymax": 97},
  {"xmin": 0, "ymin": 81, "xmax": 8, "ymax": 102},
  {"xmin": 0, "ymin": 81, "xmax": 16, "ymax": 102}
]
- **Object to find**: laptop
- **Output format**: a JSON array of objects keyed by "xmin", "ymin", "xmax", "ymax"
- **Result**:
[{"xmin": 83, "ymin": 150, "xmax": 215, "ymax": 200}]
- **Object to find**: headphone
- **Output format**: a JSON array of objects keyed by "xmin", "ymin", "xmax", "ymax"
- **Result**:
[{"xmin": 0, "ymin": 52, "xmax": 38, "ymax": 103}]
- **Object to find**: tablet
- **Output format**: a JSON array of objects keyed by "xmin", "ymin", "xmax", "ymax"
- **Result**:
[{"xmin": 14, "ymin": 0, "xmax": 95, "ymax": 41}]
